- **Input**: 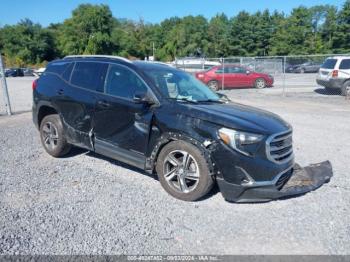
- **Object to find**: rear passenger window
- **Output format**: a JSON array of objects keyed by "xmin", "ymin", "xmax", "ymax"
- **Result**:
[
  {"xmin": 105, "ymin": 64, "xmax": 147, "ymax": 99},
  {"xmin": 62, "ymin": 62, "xmax": 74, "ymax": 81},
  {"xmin": 339, "ymin": 59, "xmax": 350, "ymax": 70},
  {"xmin": 71, "ymin": 62, "xmax": 108, "ymax": 92},
  {"xmin": 46, "ymin": 62, "xmax": 72, "ymax": 75},
  {"xmin": 229, "ymin": 67, "xmax": 246, "ymax": 73}
]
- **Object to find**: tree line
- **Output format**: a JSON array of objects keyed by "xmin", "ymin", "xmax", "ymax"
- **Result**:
[{"xmin": 0, "ymin": 1, "xmax": 350, "ymax": 67}]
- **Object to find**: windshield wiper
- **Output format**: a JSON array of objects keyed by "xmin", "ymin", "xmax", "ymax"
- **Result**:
[
  {"xmin": 197, "ymin": 99, "xmax": 224, "ymax": 103},
  {"xmin": 169, "ymin": 97, "xmax": 198, "ymax": 104}
]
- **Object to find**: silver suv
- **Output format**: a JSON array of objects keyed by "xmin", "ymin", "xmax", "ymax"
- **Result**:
[{"xmin": 316, "ymin": 56, "xmax": 350, "ymax": 96}]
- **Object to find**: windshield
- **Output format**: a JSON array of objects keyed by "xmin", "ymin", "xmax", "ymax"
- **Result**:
[{"xmin": 144, "ymin": 68, "xmax": 220, "ymax": 102}]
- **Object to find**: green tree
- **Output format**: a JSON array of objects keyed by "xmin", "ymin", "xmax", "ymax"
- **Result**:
[
  {"xmin": 207, "ymin": 14, "xmax": 230, "ymax": 57},
  {"xmin": 270, "ymin": 7, "xmax": 313, "ymax": 55},
  {"xmin": 0, "ymin": 19, "xmax": 56, "ymax": 65},
  {"xmin": 321, "ymin": 6, "xmax": 338, "ymax": 51},
  {"xmin": 333, "ymin": 0, "xmax": 350, "ymax": 53},
  {"xmin": 58, "ymin": 4, "xmax": 114, "ymax": 55}
]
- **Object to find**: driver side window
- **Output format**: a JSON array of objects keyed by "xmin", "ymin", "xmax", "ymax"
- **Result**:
[{"xmin": 105, "ymin": 64, "xmax": 147, "ymax": 99}]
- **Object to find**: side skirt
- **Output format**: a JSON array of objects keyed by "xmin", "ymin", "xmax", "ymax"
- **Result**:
[{"xmin": 94, "ymin": 139, "xmax": 146, "ymax": 170}]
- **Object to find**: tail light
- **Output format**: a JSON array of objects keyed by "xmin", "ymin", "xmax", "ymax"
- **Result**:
[
  {"xmin": 32, "ymin": 79, "xmax": 38, "ymax": 90},
  {"xmin": 332, "ymin": 70, "xmax": 338, "ymax": 78}
]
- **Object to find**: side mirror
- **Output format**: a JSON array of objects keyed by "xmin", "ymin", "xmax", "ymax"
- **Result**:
[
  {"xmin": 246, "ymin": 70, "xmax": 251, "ymax": 75},
  {"xmin": 133, "ymin": 92, "xmax": 154, "ymax": 105}
]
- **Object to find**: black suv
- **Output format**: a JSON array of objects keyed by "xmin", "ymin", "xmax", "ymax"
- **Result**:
[{"xmin": 32, "ymin": 55, "xmax": 294, "ymax": 202}]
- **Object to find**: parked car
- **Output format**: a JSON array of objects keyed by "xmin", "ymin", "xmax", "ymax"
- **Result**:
[
  {"xmin": 316, "ymin": 56, "xmax": 350, "ymax": 96},
  {"xmin": 22, "ymin": 68, "xmax": 35, "ymax": 76},
  {"xmin": 195, "ymin": 65, "xmax": 274, "ymax": 91},
  {"xmin": 292, "ymin": 62, "xmax": 321, "ymax": 73},
  {"xmin": 34, "ymin": 67, "xmax": 46, "ymax": 77},
  {"xmin": 5, "ymin": 68, "xmax": 24, "ymax": 77},
  {"xmin": 285, "ymin": 64, "xmax": 300, "ymax": 73},
  {"xmin": 32, "ymin": 55, "xmax": 296, "ymax": 203},
  {"xmin": 172, "ymin": 57, "xmax": 221, "ymax": 73}
]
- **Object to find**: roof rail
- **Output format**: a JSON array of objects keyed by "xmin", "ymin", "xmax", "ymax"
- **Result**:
[{"xmin": 63, "ymin": 55, "xmax": 131, "ymax": 63}]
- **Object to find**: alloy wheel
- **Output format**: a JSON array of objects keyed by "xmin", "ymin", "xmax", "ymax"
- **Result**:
[
  {"xmin": 42, "ymin": 122, "xmax": 59, "ymax": 151},
  {"xmin": 163, "ymin": 150, "xmax": 200, "ymax": 193},
  {"xmin": 208, "ymin": 81, "xmax": 219, "ymax": 91},
  {"xmin": 256, "ymin": 79, "xmax": 266, "ymax": 89}
]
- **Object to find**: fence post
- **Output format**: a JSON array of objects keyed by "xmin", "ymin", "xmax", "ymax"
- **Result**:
[
  {"xmin": 282, "ymin": 56, "xmax": 286, "ymax": 97},
  {"xmin": 0, "ymin": 54, "xmax": 12, "ymax": 115},
  {"xmin": 222, "ymin": 57, "xmax": 225, "ymax": 90}
]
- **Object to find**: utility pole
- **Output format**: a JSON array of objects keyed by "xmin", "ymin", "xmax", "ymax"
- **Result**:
[
  {"xmin": 152, "ymin": 42, "xmax": 155, "ymax": 61},
  {"xmin": 0, "ymin": 54, "xmax": 12, "ymax": 115}
]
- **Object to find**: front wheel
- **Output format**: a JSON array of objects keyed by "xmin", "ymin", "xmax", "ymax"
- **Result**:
[
  {"xmin": 255, "ymin": 78, "xmax": 266, "ymax": 89},
  {"xmin": 156, "ymin": 141, "xmax": 214, "ymax": 201},
  {"xmin": 341, "ymin": 80, "xmax": 350, "ymax": 97}
]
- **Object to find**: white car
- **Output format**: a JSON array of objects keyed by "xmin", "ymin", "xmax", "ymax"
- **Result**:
[
  {"xmin": 172, "ymin": 58, "xmax": 221, "ymax": 73},
  {"xmin": 33, "ymin": 67, "xmax": 46, "ymax": 77},
  {"xmin": 316, "ymin": 56, "xmax": 350, "ymax": 96}
]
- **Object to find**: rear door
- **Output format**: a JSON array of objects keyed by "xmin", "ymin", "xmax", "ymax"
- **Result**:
[
  {"xmin": 55, "ymin": 61, "xmax": 108, "ymax": 150},
  {"xmin": 93, "ymin": 63, "xmax": 154, "ymax": 169}
]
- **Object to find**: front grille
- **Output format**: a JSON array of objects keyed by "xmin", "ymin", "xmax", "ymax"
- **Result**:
[{"xmin": 266, "ymin": 129, "xmax": 293, "ymax": 164}]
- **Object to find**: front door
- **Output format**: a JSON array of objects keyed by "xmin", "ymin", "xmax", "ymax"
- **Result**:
[{"xmin": 93, "ymin": 63, "xmax": 154, "ymax": 169}]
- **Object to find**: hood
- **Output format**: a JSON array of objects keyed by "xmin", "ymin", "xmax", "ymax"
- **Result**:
[{"xmin": 177, "ymin": 102, "xmax": 291, "ymax": 135}]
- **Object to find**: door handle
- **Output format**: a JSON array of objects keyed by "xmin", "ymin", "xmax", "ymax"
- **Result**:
[
  {"xmin": 97, "ymin": 100, "xmax": 111, "ymax": 108},
  {"xmin": 57, "ymin": 89, "xmax": 64, "ymax": 95}
]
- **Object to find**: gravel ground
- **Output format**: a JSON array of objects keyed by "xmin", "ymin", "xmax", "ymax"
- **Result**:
[{"xmin": 0, "ymin": 78, "xmax": 350, "ymax": 255}]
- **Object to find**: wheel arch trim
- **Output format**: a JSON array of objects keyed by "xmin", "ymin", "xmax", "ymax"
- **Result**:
[{"xmin": 145, "ymin": 131, "xmax": 216, "ymax": 176}]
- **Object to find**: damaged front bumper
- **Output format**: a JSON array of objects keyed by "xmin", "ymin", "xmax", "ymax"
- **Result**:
[{"xmin": 217, "ymin": 161, "xmax": 333, "ymax": 203}]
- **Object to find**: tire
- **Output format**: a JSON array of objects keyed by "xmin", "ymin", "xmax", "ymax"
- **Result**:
[
  {"xmin": 254, "ymin": 78, "xmax": 266, "ymax": 89},
  {"xmin": 325, "ymin": 87, "xmax": 334, "ymax": 93},
  {"xmin": 341, "ymin": 80, "xmax": 350, "ymax": 97},
  {"xmin": 156, "ymin": 140, "xmax": 214, "ymax": 201},
  {"xmin": 40, "ymin": 114, "xmax": 71, "ymax": 157},
  {"xmin": 207, "ymin": 80, "xmax": 219, "ymax": 91}
]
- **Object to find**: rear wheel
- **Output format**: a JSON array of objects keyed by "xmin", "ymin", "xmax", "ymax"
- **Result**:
[
  {"xmin": 207, "ymin": 80, "xmax": 219, "ymax": 91},
  {"xmin": 156, "ymin": 141, "xmax": 214, "ymax": 201},
  {"xmin": 341, "ymin": 80, "xmax": 350, "ymax": 97},
  {"xmin": 255, "ymin": 78, "xmax": 266, "ymax": 89},
  {"xmin": 40, "ymin": 114, "xmax": 71, "ymax": 157}
]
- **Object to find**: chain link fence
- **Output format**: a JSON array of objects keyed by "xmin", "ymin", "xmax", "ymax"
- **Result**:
[
  {"xmin": 174, "ymin": 54, "xmax": 350, "ymax": 97},
  {"xmin": 0, "ymin": 55, "xmax": 12, "ymax": 116},
  {"xmin": 0, "ymin": 54, "xmax": 349, "ymax": 117}
]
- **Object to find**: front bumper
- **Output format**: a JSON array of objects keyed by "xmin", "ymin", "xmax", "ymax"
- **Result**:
[{"xmin": 217, "ymin": 161, "xmax": 333, "ymax": 203}]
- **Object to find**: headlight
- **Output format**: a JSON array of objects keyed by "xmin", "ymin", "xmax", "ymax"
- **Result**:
[{"xmin": 218, "ymin": 128, "xmax": 264, "ymax": 156}]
